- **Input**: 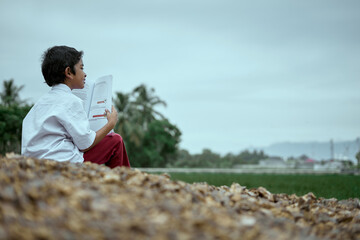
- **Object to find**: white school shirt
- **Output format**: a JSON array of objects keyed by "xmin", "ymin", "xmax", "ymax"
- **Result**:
[{"xmin": 21, "ymin": 84, "xmax": 96, "ymax": 163}]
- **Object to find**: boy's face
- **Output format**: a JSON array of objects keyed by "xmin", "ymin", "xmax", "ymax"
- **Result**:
[{"xmin": 66, "ymin": 59, "xmax": 86, "ymax": 90}]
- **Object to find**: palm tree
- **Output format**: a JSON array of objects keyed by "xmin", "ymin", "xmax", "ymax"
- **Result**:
[
  {"xmin": 113, "ymin": 92, "xmax": 143, "ymax": 147},
  {"xmin": 113, "ymin": 84, "xmax": 168, "ymax": 146},
  {"xmin": 0, "ymin": 79, "xmax": 24, "ymax": 107},
  {"xmin": 132, "ymin": 84, "xmax": 167, "ymax": 130}
]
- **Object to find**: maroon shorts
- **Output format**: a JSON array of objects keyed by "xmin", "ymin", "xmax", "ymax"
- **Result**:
[{"xmin": 83, "ymin": 133, "xmax": 130, "ymax": 168}]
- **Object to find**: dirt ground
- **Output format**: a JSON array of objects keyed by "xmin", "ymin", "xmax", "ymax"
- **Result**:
[{"xmin": 1, "ymin": 154, "xmax": 359, "ymax": 240}]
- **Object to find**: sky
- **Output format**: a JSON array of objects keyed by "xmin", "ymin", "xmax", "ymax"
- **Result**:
[{"xmin": 1, "ymin": 0, "xmax": 359, "ymax": 155}]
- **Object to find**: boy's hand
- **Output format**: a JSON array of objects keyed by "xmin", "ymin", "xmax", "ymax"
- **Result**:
[{"xmin": 105, "ymin": 106, "xmax": 118, "ymax": 128}]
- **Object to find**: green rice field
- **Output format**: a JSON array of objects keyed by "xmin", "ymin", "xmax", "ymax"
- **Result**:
[{"xmin": 165, "ymin": 173, "xmax": 360, "ymax": 200}]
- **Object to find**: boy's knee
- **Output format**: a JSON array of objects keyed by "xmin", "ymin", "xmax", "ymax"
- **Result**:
[{"xmin": 111, "ymin": 133, "xmax": 123, "ymax": 145}]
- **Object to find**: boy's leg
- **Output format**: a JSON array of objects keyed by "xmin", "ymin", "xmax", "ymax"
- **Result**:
[{"xmin": 83, "ymin": 133, "xmax": 130, "ymax": 168}]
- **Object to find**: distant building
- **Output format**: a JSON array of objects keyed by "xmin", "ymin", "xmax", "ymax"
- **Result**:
[
  {"xmin": 259, "ymin": 157, "xmax": 287, "ymax": 168},
  {"xmin": 314, "ymin": 161, "xmax": 344, "ymax": 170},
  {"xmin": 295, "ymin": 158, "xmax": 315, "ymax": 169}
]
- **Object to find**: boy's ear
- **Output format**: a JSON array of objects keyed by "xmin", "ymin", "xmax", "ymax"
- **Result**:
[{"xmin": 64, "ymin": 67, "xmax": 73, "ymax": 79}]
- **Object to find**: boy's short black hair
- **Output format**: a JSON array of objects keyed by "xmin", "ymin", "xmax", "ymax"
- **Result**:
[{"xmin": 41, "ymin": 46, "xmax": 83, "ymax": 87}]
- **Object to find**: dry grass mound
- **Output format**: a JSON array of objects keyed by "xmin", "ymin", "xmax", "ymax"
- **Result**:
[{"xmin": 1, "ymin": 154, "xmax": 360, "ymax": 240}]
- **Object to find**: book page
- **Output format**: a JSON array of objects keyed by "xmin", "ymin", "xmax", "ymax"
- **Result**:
[
  {"xmin": 72, "ymin": 79, "xmax": 95, "ymax": 116},
  {"xmin": 88, "ymin": 75, "xmax": 113, "ymax": 132}
]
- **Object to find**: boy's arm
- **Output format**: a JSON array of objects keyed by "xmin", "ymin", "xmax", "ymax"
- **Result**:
[{"xmin": 80, "ymin": 106, "xmax": 118, "ymax": 152}]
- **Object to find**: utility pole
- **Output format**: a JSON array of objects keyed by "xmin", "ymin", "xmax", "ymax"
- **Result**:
[
  {"xmin": 356, "ymin": 137, "xmax": 360, "ymax": 167},
  {"xmin": 330, "ymin": 139, "xmax": 334, "ymax": 161}
]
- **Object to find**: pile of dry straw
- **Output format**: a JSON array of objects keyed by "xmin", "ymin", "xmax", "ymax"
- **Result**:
[{"xmin": 0, "ymin": 154, "xmax": 359, "ymax": 239}]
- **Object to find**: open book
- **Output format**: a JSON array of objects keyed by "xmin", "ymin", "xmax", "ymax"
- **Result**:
[{"xmin": 72, "ymin": 75, "xmax": 113, "ymax": 132}]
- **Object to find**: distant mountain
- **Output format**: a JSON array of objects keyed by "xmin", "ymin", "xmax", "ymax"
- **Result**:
[{"xmin": 255, "ymin": 138, "xmax": 360, "ymax": 163}]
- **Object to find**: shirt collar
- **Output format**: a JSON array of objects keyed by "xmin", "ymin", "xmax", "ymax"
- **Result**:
[{"xmin": 52, "ymin": 84, "xmax": 72, "ymax": 93}]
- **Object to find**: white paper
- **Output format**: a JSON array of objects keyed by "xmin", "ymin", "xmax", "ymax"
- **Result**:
[{"xmin": 72, "ymin": 75, "xmax": 113, "ymax": 132}]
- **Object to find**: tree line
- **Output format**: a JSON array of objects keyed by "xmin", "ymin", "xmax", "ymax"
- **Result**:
[{"xmin": 170, "ymin": 148, "xmax": 268, "ymax": 168}]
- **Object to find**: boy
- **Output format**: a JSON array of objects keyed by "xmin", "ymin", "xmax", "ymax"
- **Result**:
[{"xmin": 21, "ymin": 46, "xmax": 130, "ymax": 168}]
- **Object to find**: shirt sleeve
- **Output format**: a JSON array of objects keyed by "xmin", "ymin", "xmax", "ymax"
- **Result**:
[{"xmin": 58, "ymin": 97, "xmax": 96, "ymax": 150}]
